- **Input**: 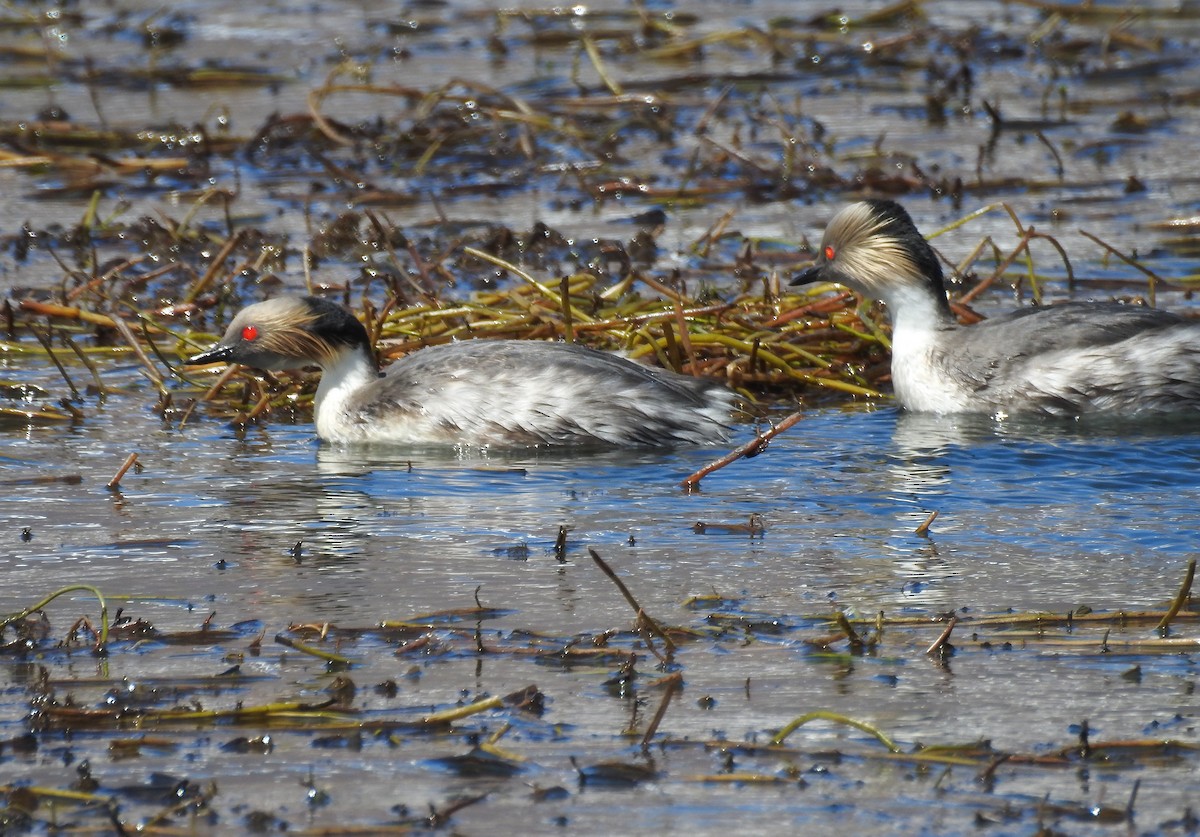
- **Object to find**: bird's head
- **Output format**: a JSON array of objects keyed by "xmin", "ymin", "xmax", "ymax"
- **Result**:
[
  {"xmin": 791, "ymin": 200, "xmax": 950, "ymax": 316},
  {"xmin": 187, "ymin": 295, "xmax": 371, "ymax": 372}
]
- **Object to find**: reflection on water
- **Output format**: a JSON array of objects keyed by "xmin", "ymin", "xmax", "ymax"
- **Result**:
[
  {"xmin": 877, "ymin": 410, "xmax": 1200, "ymax": 610},
  {"xmin": 4, "ymin": 371, "xmax": 1200, "ymax": 627},
  {"xmin": 4, "ymin": 363, "xmax": 1200, "ymax": 833},
  {"xmin": 5, "ymin": 0, "xmax": 1200, "ymax": 824}
]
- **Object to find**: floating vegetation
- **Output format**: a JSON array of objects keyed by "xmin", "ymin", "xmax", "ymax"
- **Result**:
[
  {"xmin": 1, "ymin": 0, "xmax": 1197, "ymax": 431},
  {"xmin": 3, "ymin": 189, "xmax": 1184, "ymax": 440},
  {"xmin": 4, "ymin": 1, "xmax": 1200, "ymax": 834},
  {"xmin": 0, "ymin": 555, "xmax": 1197, "ymax": 832}
]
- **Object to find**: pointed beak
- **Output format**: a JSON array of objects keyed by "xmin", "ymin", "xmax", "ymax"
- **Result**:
[
  {"xmin": 790, "ymin": 263, "xmax": 825, "ymax": 287},
  {"xmin": 186, "ymin": 343, "xmax": 234, "ymax": 365}
]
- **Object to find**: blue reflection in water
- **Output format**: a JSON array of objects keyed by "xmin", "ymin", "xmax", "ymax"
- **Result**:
[{"xmin": 4, "ymin": 387, "xmax": 1200, "ymax": 623}]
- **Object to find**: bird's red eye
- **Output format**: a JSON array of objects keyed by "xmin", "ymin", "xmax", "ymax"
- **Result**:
[
  {"xmin": 824, "ymin": 245, "xmax": 836, "ymax": 261},
  {"xmin": 241, "ymin": 325, "xmax": 259, "ymax": 341}
]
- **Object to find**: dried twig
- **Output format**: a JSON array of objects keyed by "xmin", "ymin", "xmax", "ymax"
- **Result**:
[
  {"xmin": 1156, "ymin": 559, "xmax": 1196, "ymax": 634},
  {"xmin": 915, "ymin": 510, "xmax": 938, "ymax": 536},
  {"xmin": 681, "ymin": 412, "xmax": 804, "ymax": 490},
  {"xmin": 588, "ymin": 548, "xmax": 676, "ymax": 653},
  {"xmin": 28, "ymin": 325, "xmax": 81, "ymax": 401},
  {"xmin": 641, "ymin": 672, "xmax": 683, "ymax": 749},
  {"xmin": 926, "ymin": 616, "xmax": 958, "ymax": 656},
  {"xmin": 1079, "ymin": 229, "xmax": 1165, "ymax": 308},
  {"xmin": 106, "ymin": 453, "xmax": 139, "ymax": 491}
]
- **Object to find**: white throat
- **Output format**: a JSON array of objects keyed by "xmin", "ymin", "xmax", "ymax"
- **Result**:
[
  {"xmin": 879, "ymin": 282, "xmax": 968, "ymax": 413},
  {"xmin": 313, "ymin": 348, "xmax": 378, "ymax": 440}
]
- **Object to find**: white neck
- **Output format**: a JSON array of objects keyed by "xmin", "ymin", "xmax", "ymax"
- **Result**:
[
  {"xmin": 873, "ymin": 278, "xmax": 951, "ymax": 327},
  {"xmin": 883, "ymin": 282, "xmax": 967, "ymax": 413},
  {"xmin": 313, "ymin": 348, "xmax": 378, "ymax": 441}
]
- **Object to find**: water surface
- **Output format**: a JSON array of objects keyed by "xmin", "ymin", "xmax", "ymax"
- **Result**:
[
  {"xmin": 1, "ymin": 358, "xmax": 1198, "ymax": 833},
  {"xmin": 3, "ymin": 0, "xmax": 1200, "ymax": 831}
]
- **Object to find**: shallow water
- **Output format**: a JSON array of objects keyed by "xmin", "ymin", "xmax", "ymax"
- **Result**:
[
  {"xmin": 5, "ymin": 0, "xmax": 1200, "ymax": 831},
  {"xmin": 5, "ymin": 0, "xmax": 1200, "ymax": 294},
  {"xmin": 2, "ymin": 358, "xmax": 1199, "ymax": 833}
]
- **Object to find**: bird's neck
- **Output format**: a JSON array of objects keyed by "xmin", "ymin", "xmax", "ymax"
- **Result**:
[
  {"xmin": 879, "ymin": 277, "xmax": 955, "ymax": 332},
  {"xmin": 885, "ymin": 278, "xmax": 956, "ymax": 369},
  {"xmin": 885, "ymin": 279, "xmax": 967, "ymax": 411},
  {"xmin": 313, "ymin": 346, "xmax": 379, "ymax": 437}
]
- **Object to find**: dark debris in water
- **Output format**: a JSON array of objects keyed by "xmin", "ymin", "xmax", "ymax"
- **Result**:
[
  {"xmin": 0, "ymin": 584, "xmax": 1198, "ymax": 831},
  {"xmin": 3, "ymin": 1, "xmax": 1200, "ymax": 833}
]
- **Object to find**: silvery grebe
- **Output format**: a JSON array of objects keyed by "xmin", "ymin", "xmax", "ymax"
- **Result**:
[
  {"xmin": 793, "ymin": 199, "xmax": 1200, "ymax": 416},
  {"xmin": 187, "ymin": 295, "xmax": 734, "ymax": 446}
]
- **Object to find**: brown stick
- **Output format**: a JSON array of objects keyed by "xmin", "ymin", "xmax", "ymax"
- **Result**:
[
  {"xmin": 835, "ymin": 612, "xmax": 864, "ymax": 650},
  {"xmin": 106, "ymin": 453, "xmax": 139, "ymax": 491},
  {"xmin": 681, "ymin": 411, "xmax": 804, "ymax": 490},
  {"xmin": 18, "ymin": 299, "xmax": 120, "ymax": 328},
  {"xmin": 1156, "ymin": 558, "xmax": 1196, "ymax": 634},
  {"xmin": 29, "ymin": 326, "xmax": 81, "ymax": 401},
  {"xmin": 926, "ymin": 616, "xmax": 957, "ymax": 656},
  {"xmin": 659, "ymin": 321, "xmax": 682, "ymax": 371},
  {"xmin": 958, "ymin": 229, "xmax": 1034, "ymax": 305},
  {"xmin": 673, "ymin": 291, "xmax": 698, "ymax": 373},
  {"xmin": 588, "ymin": 548, "xmax": 676, "ymax": 653},
  {"xmin": 200, "ymin": 364, "xmax": 242, "ymax": 400},
  {"xmin": 977, "ymin": 753, "xmax": 1013, "ymax": 784},
  {"xmin": 183, "ymin": 229, "xmax": 244, "ymax": 303},
  {"xmin": 640, "ymin": 672, "xmax": 683, "ymax": 749},
  {"xmin": 177, "ymin": 364, "xmax": 243, "ymax": 431},
  {"xmin": 915, "ymin": 510, "xmax": 938, "ymax": 536},
  {"xmin": 1079, "ymin": 229, "xmax": 1165, "ymax": 308},
  {"xmin": 243, "ymin": 393, "xmax": 274, "ymax": 423},
  {"xmin": 110, "ymin": 314, "xmax": 165, "ymax": 393},
  {"xmin": 560, "ymin": 275, "xmax": 574, "ymax": 344}
]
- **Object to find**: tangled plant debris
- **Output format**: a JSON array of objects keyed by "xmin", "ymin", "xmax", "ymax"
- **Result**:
[
  {"xmin": 0, "ymin": 558, "xmax": 1198, "ymax": 832},
  {"xmin": 3, "ymin": 1, "xmax": 1200, "ymax": 834}
]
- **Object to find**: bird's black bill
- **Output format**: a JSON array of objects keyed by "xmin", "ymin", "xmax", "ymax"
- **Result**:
[
  {"xmin": 789, "ymin": 264, "xmax": 825, "ymax": 286},
  {"xmin": 187, "ymin": 344, "xmax": 234, "ymax": 365}
]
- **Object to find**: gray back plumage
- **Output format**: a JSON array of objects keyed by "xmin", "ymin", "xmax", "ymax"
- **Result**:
[
  {"xmin": 348, "ymin": 339, "xmax": 734, "ymax": 446},
  {"xmin": 935, "ymin": 303, "xmax": 1200, "ymax": 415}
]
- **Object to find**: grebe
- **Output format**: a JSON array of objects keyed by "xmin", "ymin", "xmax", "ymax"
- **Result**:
[
  {"xmin": 793, "ymin": 199, "xmax": 1200, "ymax": 416},
  {"xmin": 186, "ymin": 295, "xmax": 734, "ymax": 447}
]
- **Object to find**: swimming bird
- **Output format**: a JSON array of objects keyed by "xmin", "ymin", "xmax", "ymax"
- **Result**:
[
  {"xmin": 792, "ymin": 199, "xmax": 1200, "ymax": 416},
  {"xmin": 187, "ymin": 295, "xmax": 734, "ymax": 447}
]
